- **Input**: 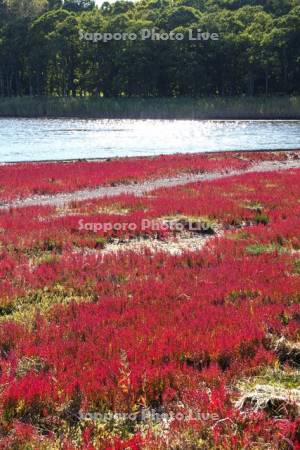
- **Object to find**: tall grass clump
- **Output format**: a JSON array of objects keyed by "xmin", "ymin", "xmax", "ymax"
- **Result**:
[{"xmin": 0, "ymin": 96, "xmax": 299, "ymax": 119}]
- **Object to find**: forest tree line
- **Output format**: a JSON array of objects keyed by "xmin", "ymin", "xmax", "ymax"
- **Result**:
[{"xmin": 0, "ymin": 0, "xmax": 299, "ymax": 98}]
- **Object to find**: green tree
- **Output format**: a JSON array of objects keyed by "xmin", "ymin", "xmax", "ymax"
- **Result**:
[{"xmin": 63, "ymin": 0, "xmax": 95, "ymax": 11}]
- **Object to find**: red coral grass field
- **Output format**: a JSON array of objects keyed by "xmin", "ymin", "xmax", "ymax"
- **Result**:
[
  {"xmin": 0, "ymin": 150, "xmax": 296, "ymax": 203},
  {"xmin": 0, "ymin": 153, "xmax": 299, "ymax": 449},
  {"xmin": 0, "ymin": 152, "xmax": 252, "ymax": 202}
]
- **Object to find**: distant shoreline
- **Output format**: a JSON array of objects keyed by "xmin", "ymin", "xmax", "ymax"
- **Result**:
[
  {"xmin": 0, "ymin": 96, "xmax": 300, "ymax": 120},
  {"xmin": 1, "ymin": 148, "xmax": 300, "ymax": 166}
]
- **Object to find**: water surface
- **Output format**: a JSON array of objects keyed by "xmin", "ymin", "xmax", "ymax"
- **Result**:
[{"xmin": 0, "ymin": 119, "xmax": 300, "ymax": 162}]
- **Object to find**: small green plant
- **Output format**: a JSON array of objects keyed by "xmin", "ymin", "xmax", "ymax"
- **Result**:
[
  {"xmin": 254, "ymin": 214, "xmax": 269, "ymax": 225},
  {"xmin": 226, "ymin": 230, "xmax": 250, "ymax": 240},
  {"xmin": 246, "ymin": 201, "xmax": 264, "ymax": 211},
  {"xmin": 294, "ymin": 260, "xmax": 300, "ymax": 275},
  {"xmin": 245, "ymin": 243, "xmax": 277, "ymax": 256},
  {"xmin": 95, "ymin": 237, "xmax": 106, "ymax": 249},
  {"xmin": 37, "ymin": 253, "xmax": 60, "ymax": 266},
  {"xmin": 228, "ymin": 290, "xmax": 259, "ymax": 301},
  {"xmin": 42, "ymin": 238, "xmax": 62, "ymax": 252}
]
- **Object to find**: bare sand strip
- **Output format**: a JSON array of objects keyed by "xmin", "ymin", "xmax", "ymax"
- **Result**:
[{"xmin": 2, "ymin": 158, "xmax": 300, "ymax": 210}]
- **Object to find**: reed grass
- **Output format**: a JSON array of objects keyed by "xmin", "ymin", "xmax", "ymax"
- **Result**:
[{"xmin": 0, "ymin": 96, "xmax": 299, "ymax": 119}]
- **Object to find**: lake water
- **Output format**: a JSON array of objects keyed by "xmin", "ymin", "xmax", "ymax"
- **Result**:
[{"xmin": 0, "ymin": 118, "xmax": 300, "ymax": 162}]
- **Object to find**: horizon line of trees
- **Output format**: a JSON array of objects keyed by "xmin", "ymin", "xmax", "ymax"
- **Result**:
[{"xmin": 0, "ymin": 0, "xmax": 299, "ymax": 98}]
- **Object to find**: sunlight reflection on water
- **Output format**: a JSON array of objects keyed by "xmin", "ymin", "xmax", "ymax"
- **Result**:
[{"xmin": 0, "ymin": 119, "xmax": 300, "ymax": 162}]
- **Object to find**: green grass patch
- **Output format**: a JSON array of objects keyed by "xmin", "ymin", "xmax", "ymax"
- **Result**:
[
  {"xmin": 226, "ymin": 230, "xmax": 250, "ymax": 240},
  {"xmin": 245, "ymin": 243, "xmax": 287, "ymax": 256},
  {"xmin": 293, "ymin": 260, "xmax": 300, "ymax": 275},
  {"xmin": 0, "ymin": 285, "xmax": 96, "ymax": 327},
  {"xmin": 254, "ymin": 213, "xmax": 269, "ymax": 226},
  {"xmin": 239, "ymin": 367, "xmax": 300, "ymax": 390},
  {"xmin": 227, "ymin": 290, "xmax": 260, "ymax": 302},
  {"xmin": 95, "ymin": 237, "xmax": 107, "ymax": 249},
  {"xmin": 245, "ymin": 201, "xmax": 264, "ymax": 211}
]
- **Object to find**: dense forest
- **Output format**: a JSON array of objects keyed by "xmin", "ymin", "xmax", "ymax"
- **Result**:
[{"xmin": 0, "ymin": 0, "xmax": 299, "ymax": 98}]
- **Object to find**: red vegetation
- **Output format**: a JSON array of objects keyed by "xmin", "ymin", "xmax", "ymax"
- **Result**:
[
  {"xmin": 0, "ymin": 159, "xmax": 299, "ymax": 448},
  {"xmin": 1, "ymin": 149, "xmax": 294, "ymax": 202},
  {"xmin": 0, "ymin": 152, "xmax": 253, "ymax": 202}
]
